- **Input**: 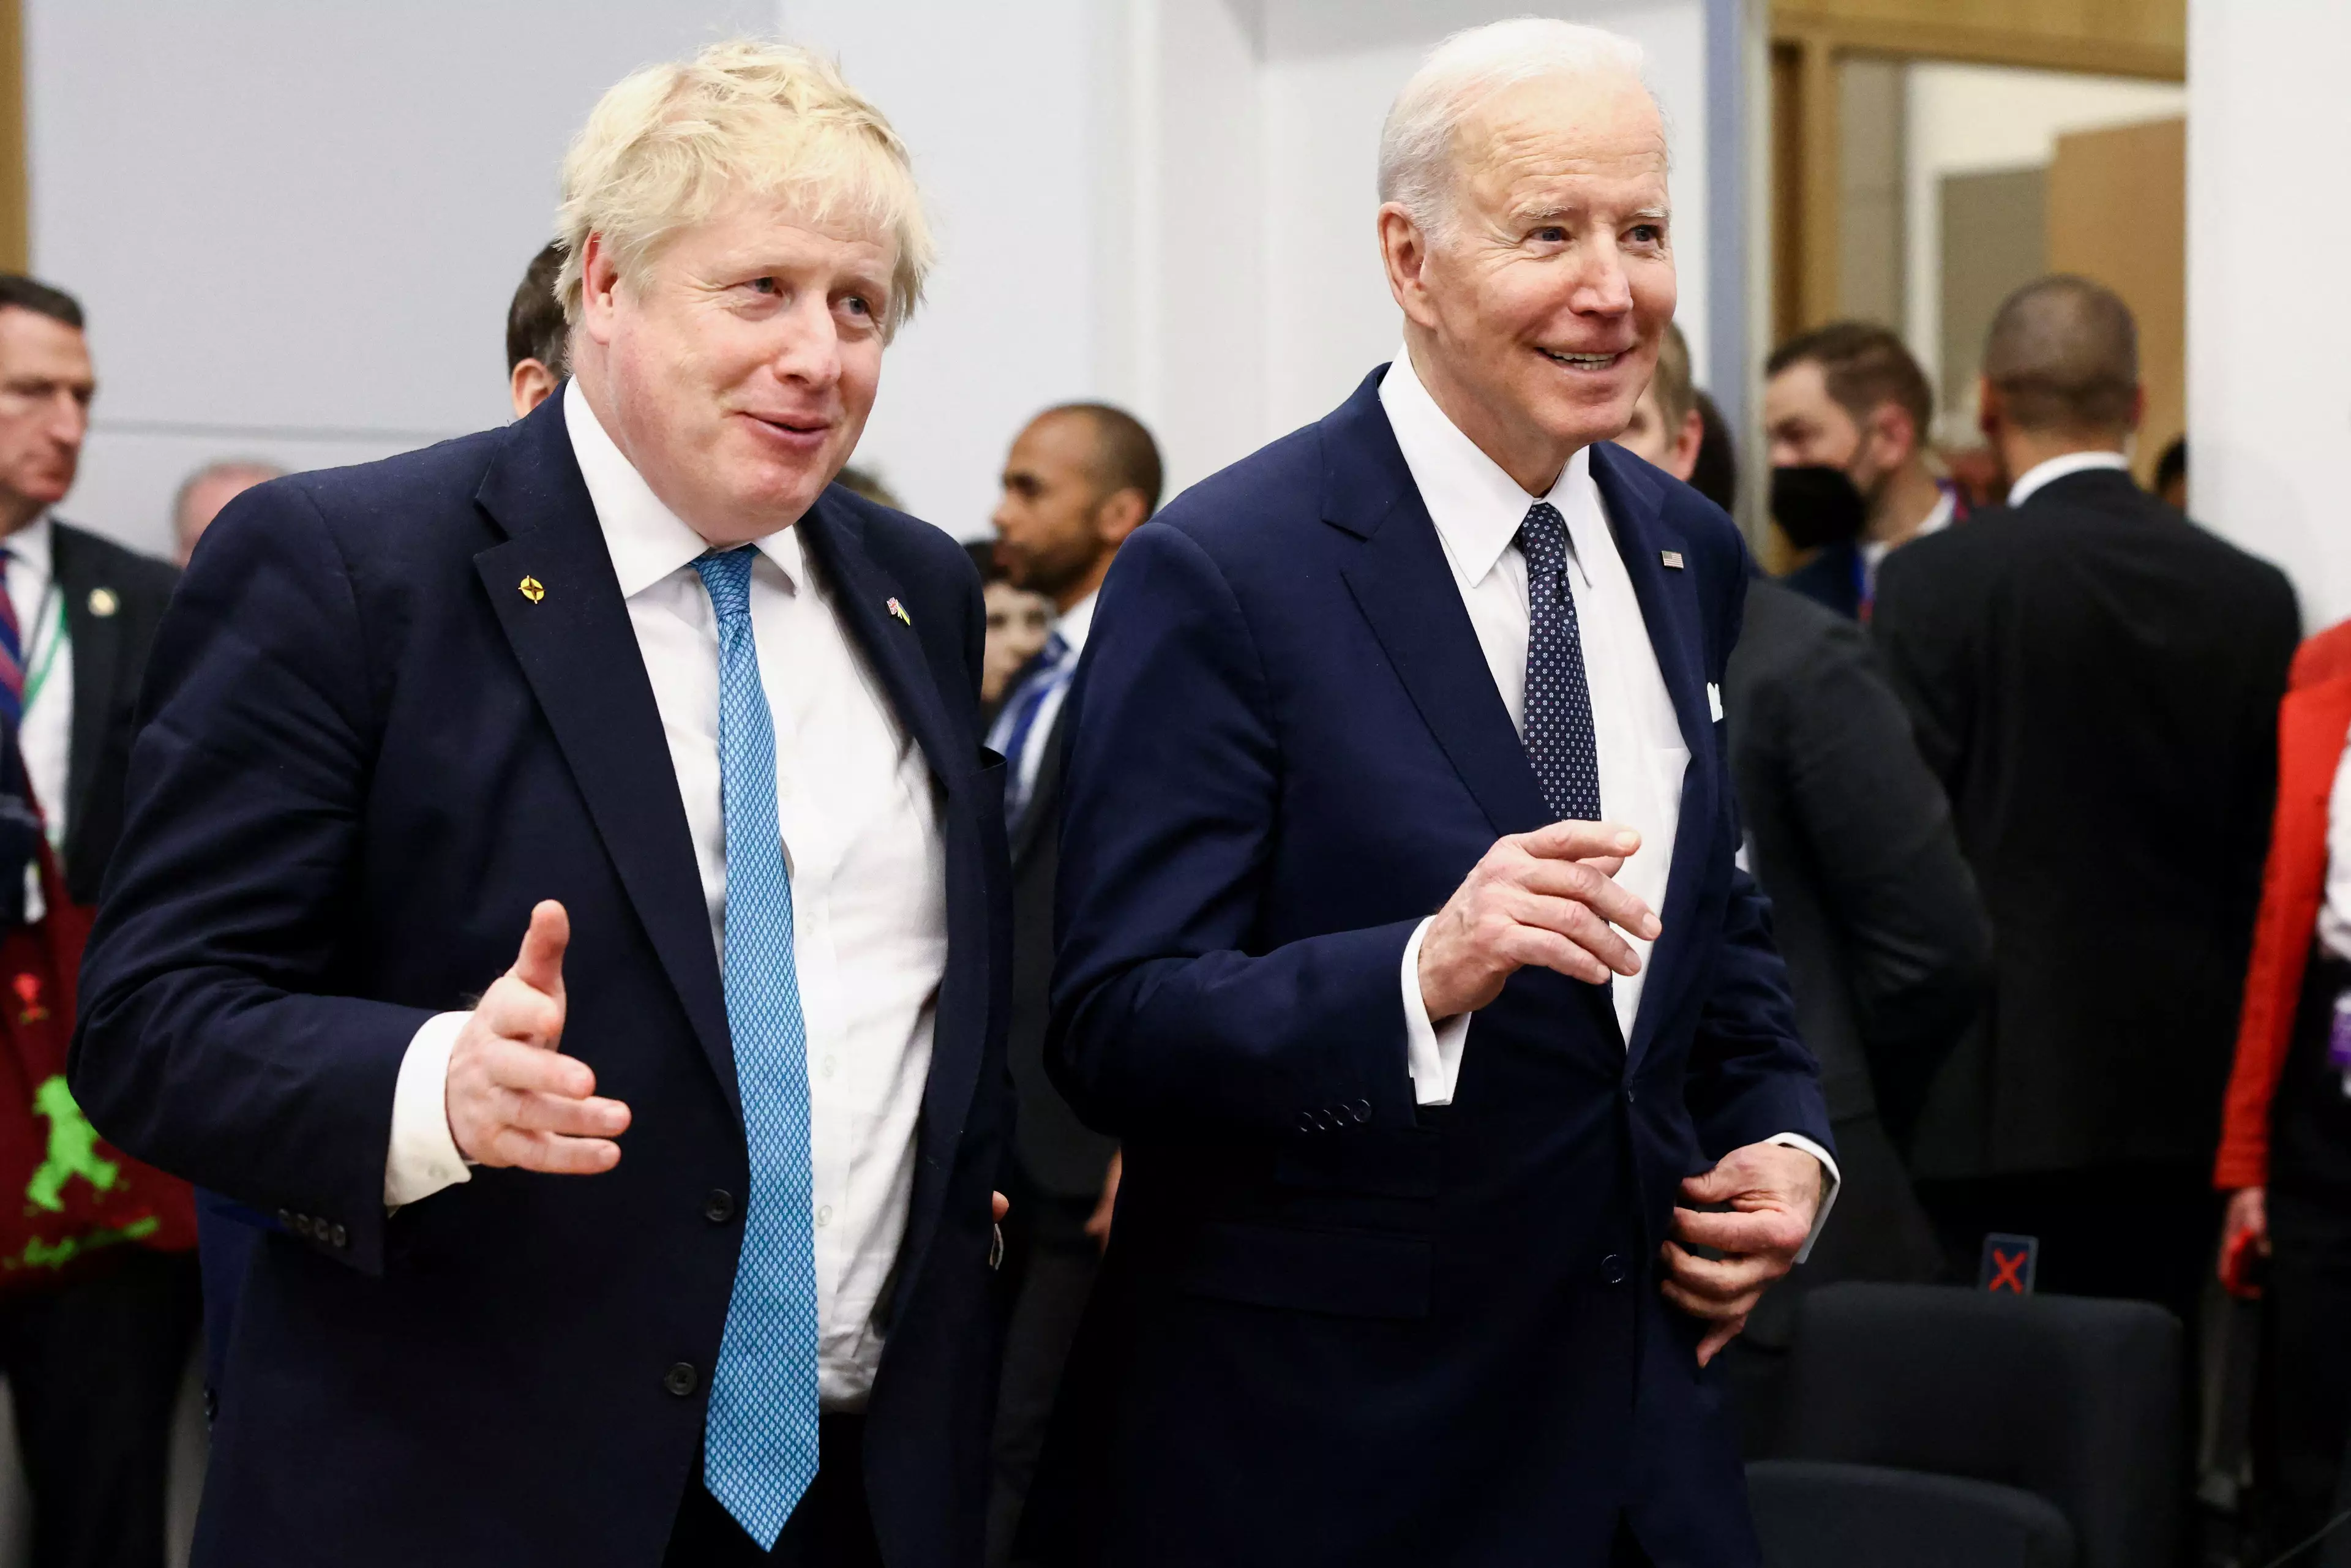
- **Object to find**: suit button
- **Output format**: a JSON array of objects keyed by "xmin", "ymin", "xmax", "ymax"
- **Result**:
[
  {"xmin": 664, "ymin": 1362, "xmax": 699, "ymax": 1398},
  {"xmin": 703, "ymin": 1189, "xmax": 737, "ymax": 1224},
  {"xmin": 1601, "ymin": 1253, "xmax": 1627, "ymax": 1286},
  {"xmin": 329, "ymin": 1223, "xmax": 348, "ymax": 1250},
  {"xmin": 1352, "ymin": 1099, "xmax": 1371, "ymax": 1123},
  {"xmin": 274, "ymin": 1209, "xmax": 293, "ymax": 1229},
  {"xmin": 1624, "ymin": 1086, "xmax": 1636, "ymax": 1105},
  {"xmin": 1297, "ymin": 1111, "xmax": 1316, "ymax": 1133}
]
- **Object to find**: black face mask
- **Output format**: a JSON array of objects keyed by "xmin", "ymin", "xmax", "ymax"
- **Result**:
[{"xmin": 1769, "ymin": 464, "xmax": 1868, "ymax": 551}]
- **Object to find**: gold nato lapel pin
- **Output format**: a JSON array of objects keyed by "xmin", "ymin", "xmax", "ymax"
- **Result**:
[
  {"xmin": 887, "ymin": 596, "xmax": 912, "ymax": 627},
  {"xmin": 86, "ymin": 587, "xmax": 118, "ymax": 618},
  {"xmin": 1660, "ymin": 550, "xmax": 1685, "ymax": 571},
  {"xmin": 518, "ymin": 576, "xmax": 546, "ymax": 604}
]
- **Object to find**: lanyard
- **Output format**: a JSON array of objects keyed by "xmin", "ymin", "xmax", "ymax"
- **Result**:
[{"xmin": 20, "ymin": 578, "xmax": 63, "ymax": 715}]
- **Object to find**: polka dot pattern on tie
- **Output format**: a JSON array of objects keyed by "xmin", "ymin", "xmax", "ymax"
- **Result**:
[{"xmin": 1517, "ymin": 501, "xmax": 1603, "ymax": 823}]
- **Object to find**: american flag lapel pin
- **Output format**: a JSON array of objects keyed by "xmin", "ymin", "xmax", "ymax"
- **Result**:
[
  {"xmin": 887, "ymin": 596, "xmax": 912, "ymax": 627},
  {"xmin": 1660, "ymin": 550, "xmax": 1685, "ymax": 570}
]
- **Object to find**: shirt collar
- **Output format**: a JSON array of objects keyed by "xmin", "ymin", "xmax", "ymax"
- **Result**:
[
  {"xmin": 3, "ymin": 513, "xmax": 53, "ymax": 577},
  {"xmin": 563, "ymin": 379, "xmax": 807, "ymax": 599},
  {"xmin": 1054, "ymin": 590, "xmax": 1099, "ymax": 657},
  {"xmin": 2007, "ymin": 449, "xmax": 2131, "ymax": 509},
  {"xmin": 1378, "ymin": 347, "xmax": 1595, "ymax": 588}
]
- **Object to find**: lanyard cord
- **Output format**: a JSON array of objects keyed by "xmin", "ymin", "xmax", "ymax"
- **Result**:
[{"xmin": 19, "ymin": 578, "xmax": 63, "ymax": 715}]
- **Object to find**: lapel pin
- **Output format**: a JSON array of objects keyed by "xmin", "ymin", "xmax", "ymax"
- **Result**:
[
  {"xmin": 86, "ymin": 587, "xmax": 118, "ymax": 618},
  {"xmin": 1660, "ymin": 550, "xmax": 1684, "ymax": 571},
  {"xmin": 518, "ymin": 576, "xmax": 546, "ymax": 604},
  {"xmin": 887, "ymin": 596, "xmax": 912, "ymax": 627}
]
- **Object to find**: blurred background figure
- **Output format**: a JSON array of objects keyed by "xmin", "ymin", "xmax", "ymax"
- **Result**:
[
  {"xmin": 1875, "ymin": 274, "xmax": 2300, "ymax": 1338},
  {"xmin": 2155, "ymin": 434, "xmax": 2189, "ymax": 511},
  {"xmin": 503, "ymin": 239, "xmax": 568, "ymax": 419},
  {"xmin": 961, "ymin": 541, "xmax": 1051, "ymax": 716},
  {"xmin": 981, "ymin": 401, "xmax": 1157, "ymax": 1568},
  {"xmin": 833, "ymin": 464, "xmax": 901, "ymax": 509},
  {"xmin": 2214, "ymin": 617, "xmax": 2351, "ymax": 1561},
  {"xmin": 168, "ymin": 460, "xmax": 282, "ymax": 568},
  {"xmin": 0, "ymin": 272, "xmax": 193, "ymax": 1568},
  {"xmin": 1614, "ymin": 322, "xmax": 1703, "ymax": 483},
  {"xmin": 1687, "ymin": 390, "xmax": 1738, "ymax": 515},
  {"xmin": 1764, "ymin": 323, "xmax": 1960, "ymax": 620}
]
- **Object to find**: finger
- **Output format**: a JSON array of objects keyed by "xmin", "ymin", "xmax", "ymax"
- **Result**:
[
  {"xmin": 501, "ymin": 1090, "xmax": 632, "ymax": 1138},
  {"xmin": 1695, "ymin": 1316, "xmax": 1747, "ymax": 1368},
  {"xmin": 1671, "ymin": 1206, "xmax": 1808, "ymax": 1258},
  {"xmin": 1516, "ymin": 861, "xmax": 1660, "ymax": 941},
  {"xmin": 1679, "ymin": 1162, "xmax": 1743, "ymax": 1205},
  {"xmin": 483, "ymin": 1127, "xmax": 622, "ymax": 1176},
  {"xmin": 1494, "ymin": 924, "xmax": 1616, "ymax": 987},
  {"xmin": 1520, "ymin": 820, "xmax": 1642, "ymax": 864},
  {"xmin": 1660, "ymin": 1269, "xmax": 1767, "ymax": 1324},
  {"xmin": 475, "ymin": 975, "xmax": 567, "ymax": 1051},
  {"xmin": 478, "ymin": 1035, "xmax": 599, "ymax": 1101},
  {"xmin": 992, "ymin": 1191, "xmax": 1010, "ymax": 1223},
  {"xmin": 1661, "ymin": 1239, "xmax": 1785, "ymax": 1302},
  {"xmin": 510, "ymin": 900, "xmax": 571, "ymax": 999},
  {"xmin": 1509, "ymin": 892, "xmax": 1644, "ymax": 977}
]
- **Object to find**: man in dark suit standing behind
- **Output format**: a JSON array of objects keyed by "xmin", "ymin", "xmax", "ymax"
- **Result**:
[
  {"xmin": 1030, "ymin": 21, "xmax": 1835, "ymax": 1566},
  {"xmin": 0, "ymin": 272, "xmax": 193, "ymax": 1568},
  {"xmin": 72, "ymin": 42, "xmax": 1009, "ymax": 1568},
  {"xmin": 980, "ymin": 403, "xmax": 1157, "ymax": 1564},
  {"xmin": 1875, "ymin": 274, "xmax": 2300, "ymax": 1328}
]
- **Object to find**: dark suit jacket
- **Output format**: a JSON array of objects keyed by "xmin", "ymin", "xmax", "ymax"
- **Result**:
[
  {"xmin": 1003, "ymin": 669, "xmax": 1118, "ymax": 1201},
  {"xmin": 1779, "ymin": 538, "xmax": 1864, "ymax": 621},
  {"xmin": 1027, "ymin": 373, "xmax": 1832, "ymax": 1567},
  {"xmin": 47, "ymin": 519, "xmax": 176, "ymax": 906},
  {"xmin": 69, "ymin": 396, "xmax": 1013, "ymax": 1568},
  {"xmin": 1874, "ymin": 467, "xmax": 2299, "ymax": 1179},
  {"xmin": 1723, "ymin": 579, "xmax": 1984, "ymax": 1326}
]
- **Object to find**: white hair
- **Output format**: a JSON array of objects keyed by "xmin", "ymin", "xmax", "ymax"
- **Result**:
[{"xmin": 1378, "ymin": 18, "xmax": 1657, "ymax": 238}]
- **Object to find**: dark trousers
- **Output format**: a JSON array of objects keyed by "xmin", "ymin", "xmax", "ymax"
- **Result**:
[
  {"xmin": 1915, "ymin": 1163, "xmax": 2221, "ymax": 1329},
  {"xmin": 0, "ymin": 1247, "xmax": 200, "ymax": 1568},
  {"xmin": 664, "ymin": 1417, "xmax": 880, "ymax": 1567},
  {"xmin": 988, "ymin": 1187, "xmax": 1101, "ymax": 1567},
  {"xmin": 2260, "ymin": 1190, "xmax": 2351, "ymax": 1560}
]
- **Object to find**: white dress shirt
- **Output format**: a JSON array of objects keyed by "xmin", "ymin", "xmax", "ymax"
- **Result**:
[
  {"xmin": 2317, "ymin": 736, "xmax": 2351, "ymax": 964},
  {"xmin": 1378, "ymin": 350, "xmax": 1838, "ymax": 1246},
  {"xmin": 2006, "ymin": 449, "xmax": 2131, "ymax": 508},
  {"xmin": 384, "ymin": 381, "xmax": 950, "ymax": 1411},
  {"xmin": 4, "ymin": 516, "xmax": 72, "ymax": 923},
  {"xmin": 984, "ymin": 590, "xmax": 1097, "ymax": 808}
]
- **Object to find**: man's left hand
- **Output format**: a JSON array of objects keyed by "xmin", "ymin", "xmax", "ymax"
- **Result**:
[{"xmin": 1659, "ymin": 1142, "xmax": 1826, "ymax": 1368}]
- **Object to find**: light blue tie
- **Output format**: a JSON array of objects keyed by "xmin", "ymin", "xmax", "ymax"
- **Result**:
[{"xmin": 694, "ymin": 546, "xmax": 822, "ymax": 1548}]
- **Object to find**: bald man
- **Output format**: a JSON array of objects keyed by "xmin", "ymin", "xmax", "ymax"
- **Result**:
[{"xmin": 1873, "ymin": 275, "xmax": 2300, "ymax": 1330}]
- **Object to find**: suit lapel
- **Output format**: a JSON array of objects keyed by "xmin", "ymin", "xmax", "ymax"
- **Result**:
[
  {"xmin": 1589, "ymin": 446, "xmax": 1719, "ymax": 1065},
  {"xmin": 1326, "ymin": 375, "xmax": 1551, "ymax": 840},
  {"xmin": 1010, "ymin": 707, "xmax": 1066, "ymax": 869},
  {"xmin": 48, "ymin": 524, "xmax": 119, "ymax": 852},
  {"xmin": 471, "ymin": 400, "xmax": 738, "ymax": 1114}
]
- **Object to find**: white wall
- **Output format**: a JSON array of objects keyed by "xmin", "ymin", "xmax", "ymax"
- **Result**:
[
  {"xmin": 2188, "ymin": 0, "xmax": 2347, "ymax": 626},
  {"xmin": 1901, "ymin": 61, "xmax": 2184, "ymax": 427},
  {"xmin": 29, "ymin": 0, "xmax": 773, "ymax": 560}
]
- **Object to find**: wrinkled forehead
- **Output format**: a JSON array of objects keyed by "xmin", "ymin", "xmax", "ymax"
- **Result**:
[{"xmin": 1454, "ymin": 73, "xmax": 1669, "ymax": 216}]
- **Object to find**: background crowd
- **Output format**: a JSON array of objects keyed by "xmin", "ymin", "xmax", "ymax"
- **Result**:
[{"xmin": 0, "ymin": 39, "xmax": 2327, "ymax": 1568}]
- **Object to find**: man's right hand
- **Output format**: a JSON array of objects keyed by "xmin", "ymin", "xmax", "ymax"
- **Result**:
[
  {"xmin": 2218, "ymin": 1185, "xmax": 2269, "ymax": 1297},
  {"xmin": 445, "ymin": 901, "xmax": 631, "ymax": 1174},
  {"xmin": 1417, "ymin": 820, "xmax": 1659, "ymax": 1021}
]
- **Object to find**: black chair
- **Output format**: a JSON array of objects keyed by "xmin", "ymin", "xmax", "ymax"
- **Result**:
[{"xmin": 1749, "ymin": 1282, "xmax": 2183, "ymax": 1568}]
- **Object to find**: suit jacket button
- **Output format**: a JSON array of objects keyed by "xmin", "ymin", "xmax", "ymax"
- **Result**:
[
  {"xmin": 703, "ymin": 1189, "xmax": 737, "ymax": 1224},
  {"xmin": 1352, "ymin": 1099, "xmax": 1371, "ymax": 1123},
  {"xmin": 664, "ymin": 1362, "xmax": 699, "ymax": 1398},
  {"xmin": 329, "ymin": 1223, "xmax": 348, "ymax": 1249},
  {"xmin": 1297, "ymin": 1111, "xmax": 1316, "ymax": 1133},
  {"xmin": 1601, "ymin": 1253, "xmax": 1627, "ymax": 1286},
  {"xmin": 275, "ymin": 1209, "xmax": 293, "ymax": 1229}
]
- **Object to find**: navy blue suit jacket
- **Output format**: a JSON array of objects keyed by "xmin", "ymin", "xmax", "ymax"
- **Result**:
[
  {"xmin": 70, "ymin": 394, "xmax": 1012, "ymax": 1568},
  {"xmin": 1029, "ymin": 370, "xmax": 1831, "ymax": 1566}
]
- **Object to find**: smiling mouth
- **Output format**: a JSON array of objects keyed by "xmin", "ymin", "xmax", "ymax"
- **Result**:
[
  {"xmin": 1542, "ymin": 348, "xmax": 1626, "ymax": 371},
  {"xmin": 749, "ymin": 413, "xmax": 832, "ymax": 438}
]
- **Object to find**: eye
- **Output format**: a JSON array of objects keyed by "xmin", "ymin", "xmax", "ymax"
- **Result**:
[
  {"xmin": 1629, "ymin": 223, "xmax": 1664, "ymax": 245},
  {"xmin": 746, "ymin": 276, "xmax": 779, "ymax": 296},
  {"xmin": 1533, "ymin": 225, "xmax": 1568, "ymax": 244}
]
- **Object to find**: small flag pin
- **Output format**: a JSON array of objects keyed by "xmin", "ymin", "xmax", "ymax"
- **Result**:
[
  {"xmin": 887, "ymin": 596, "xmax": 912, "ymax": 626},
  {"xmin": 518, "ymin": 575, "xmax": 546, "ymax": 603},
  {"xmin": 1660, "ymin": 550, "xmax": 1685, "ymax": 570}
]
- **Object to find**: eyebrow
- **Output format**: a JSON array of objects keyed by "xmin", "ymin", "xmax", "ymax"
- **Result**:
[{"xmin": 1511, "ymin": 203, "xmax": 1672, "ymax": 226}]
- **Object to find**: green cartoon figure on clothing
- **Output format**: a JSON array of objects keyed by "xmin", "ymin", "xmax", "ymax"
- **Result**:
[{"xmin": 26, "ymin": 1075, "xmax": 118, "ymax": 1213}]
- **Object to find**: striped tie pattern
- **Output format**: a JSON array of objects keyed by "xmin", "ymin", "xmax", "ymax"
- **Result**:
[{"xmin": 692, "ymin": 546, "xmax": 823, "ymax": 1549}]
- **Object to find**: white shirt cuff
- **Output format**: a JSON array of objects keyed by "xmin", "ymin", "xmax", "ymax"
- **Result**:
[
  {"xmin": 1402, "ymin": 917, "xmax": 1472, "ymax": 1107},
  {"xmin": 1766, "ymin": 1131, "xmax": 1840, "ymax": 1264},
  {"xmin": 384, "ymin": 1011, "xmax": 474, "ymax": 1209}
]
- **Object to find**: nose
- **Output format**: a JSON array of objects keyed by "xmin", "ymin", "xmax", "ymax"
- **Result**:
[
  {"xmin": 1570, "ymin": 242, "xmax": 1634, "ymax": 320},
  {"xmin": 46, "ymin": 390, "xmax": 86, "ymax": 450},
  {"xmin": 769, "ymin": 293, "xmax": 845, "ymax": 391}
]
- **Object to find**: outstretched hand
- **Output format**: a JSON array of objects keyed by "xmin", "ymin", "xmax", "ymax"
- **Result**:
[
  {"xmin": 1660, "ymin": 1142, "xmax": 1825, "ymax": 1367},
  {"xmin": 445, "ymin": 901, "xmax": 632, "ymax": 1174}
]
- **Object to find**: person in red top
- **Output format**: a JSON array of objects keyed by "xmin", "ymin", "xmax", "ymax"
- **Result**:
[{"xmin": 2216, "ymin": 615, "xmax": 2351, "ymax": 1557}]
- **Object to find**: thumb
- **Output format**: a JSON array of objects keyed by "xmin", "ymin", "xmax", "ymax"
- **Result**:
[{"xmin": 511, "ymin": 900, "xmax": 570, "ymax": 999}]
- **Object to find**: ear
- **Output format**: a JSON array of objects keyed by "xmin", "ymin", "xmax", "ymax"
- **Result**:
[
  {"xmin": 1974, "ymin": 375, "xmax": 2001, "ymax": 446},
  {"xmin": 1667, "ymin": 407, "xmax": 1704, "ymax": 484},
  {"xmin": 1094, "ymin": 488, "xmax": 1150, "ymax": 549},
  {"xmin": 1870, "ymin": 400, "xmax": 1920, "ymax": 468},
  {"xmin": 579, "ymin": 231, "xmax": 626, "ymax": 347},
  {"xmin": 2126, "ymin": 383, "xmax": 2146, "ymax": 432},
  {"xmin": 509, "ymin": 359, "xmax": 558, "ymax": 420},
  {"xmin": 1378, "ymin": 203, "xmax": 1442, "ymax": 331}
]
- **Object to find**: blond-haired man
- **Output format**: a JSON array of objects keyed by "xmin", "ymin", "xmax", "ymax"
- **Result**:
[
  {"xmin": 73, "ymin": 42, "xmax": 1008, "ymax": 1568},
  {"xmin": 1033, "ymin": 20, "xmax": 1831, "ymax": 1565}
]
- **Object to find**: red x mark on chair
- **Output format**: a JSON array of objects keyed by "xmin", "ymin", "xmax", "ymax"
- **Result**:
[{"xmin": 1987, "ymin": 1247, "xmax": 2030, "ymax": 1294}]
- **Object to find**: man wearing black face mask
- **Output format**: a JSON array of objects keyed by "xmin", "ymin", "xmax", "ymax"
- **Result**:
[{"xmin": 1764, "ymin": 324, "xmax": 1963, "ymax": 620}]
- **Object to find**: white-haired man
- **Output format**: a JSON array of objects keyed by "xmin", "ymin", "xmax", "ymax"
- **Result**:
[
  {"xmin": 73, "ymin": 42, "xmax": 1010, "ymax": 1568},
  {"xmin": 1031, "ymin": 20, "xmax": 1834, "ymax": 1566}
]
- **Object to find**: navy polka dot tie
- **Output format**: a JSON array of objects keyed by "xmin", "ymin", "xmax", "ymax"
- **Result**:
[{"xmin": 1517, "ymin": 502, "xmax": 1603, "ymax": 823}]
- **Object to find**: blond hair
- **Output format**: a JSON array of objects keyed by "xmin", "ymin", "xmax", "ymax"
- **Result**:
[{"xmin": 555, "ymin": 39, "xmax": 934, "ymax": 337}]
